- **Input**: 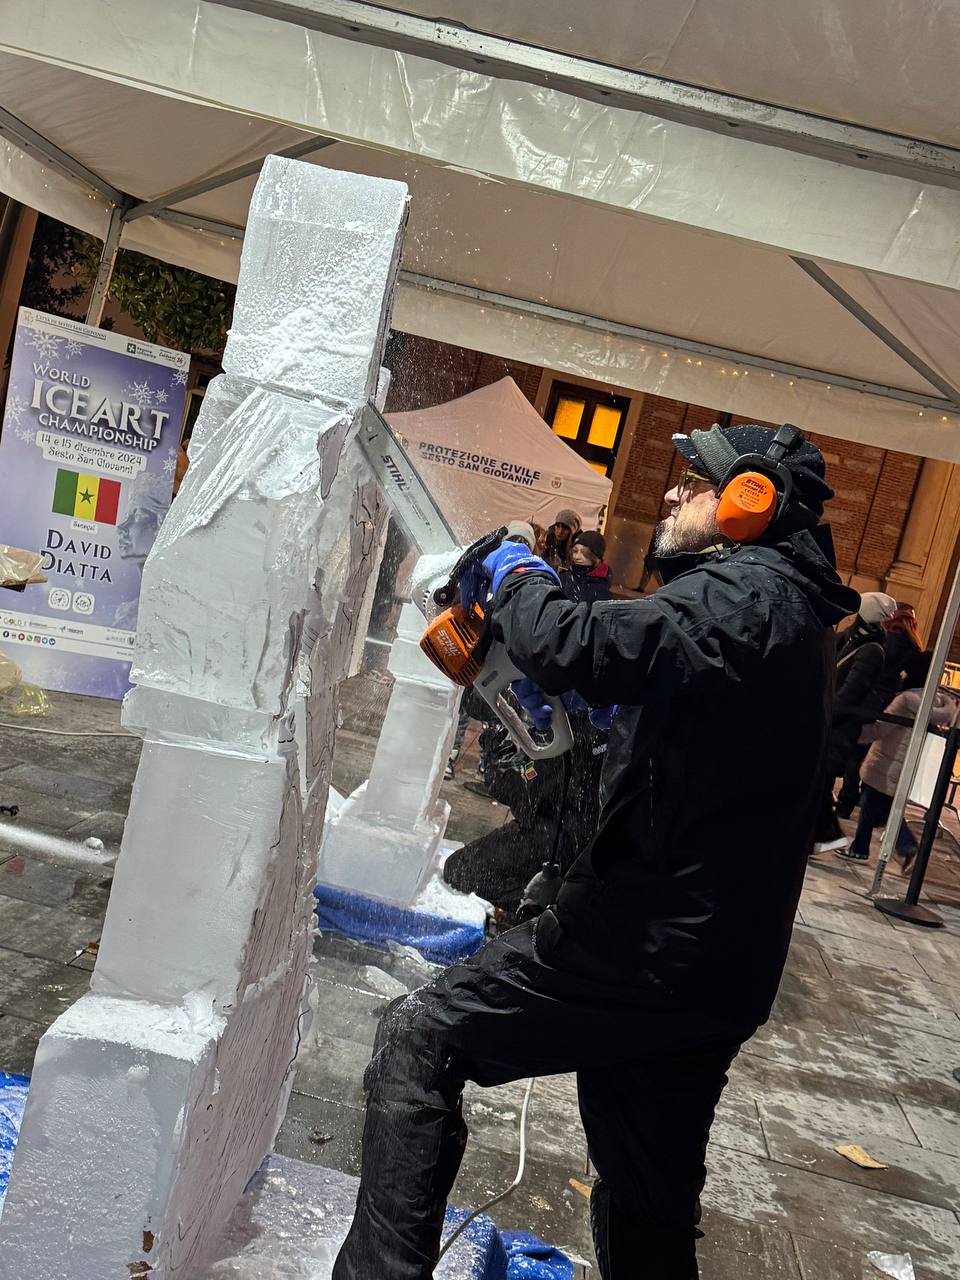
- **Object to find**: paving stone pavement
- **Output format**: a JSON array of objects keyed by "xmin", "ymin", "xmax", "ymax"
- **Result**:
[{"xmin": 1, "ymin": 684, "xmax": 959, "ymax": 1278}]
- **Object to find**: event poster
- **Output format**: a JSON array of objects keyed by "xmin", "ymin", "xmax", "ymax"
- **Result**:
[{"xmin": 0, "ymin": 308, "xmax": 189, "ymax": 698}]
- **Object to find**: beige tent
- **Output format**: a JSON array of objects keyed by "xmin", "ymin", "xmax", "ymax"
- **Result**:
[{"xmin": 389, "ymin": 378, "xmax": 611, "ymax": 541}]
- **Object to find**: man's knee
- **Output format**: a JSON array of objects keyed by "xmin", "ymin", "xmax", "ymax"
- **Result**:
[{"xmin": 363, "ymin": 989, "xmax": 456, "ymax": 1100}]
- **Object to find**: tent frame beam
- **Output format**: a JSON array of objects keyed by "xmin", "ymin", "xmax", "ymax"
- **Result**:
[
  {"xmin": 155, "ymin": 209, "xmax": 246, "ymax": 239},
  {"xmin": 0, "ymin": 104, "xmax": 123, "ymax": 202},
  {"xmin": 207, "ymin": 0, "xmax": 960, "ymax": 191},
  {"xmin": 3, "ymin": 100, "xmax": 955, "ymax": 417},
  {"xmin": 124, "ymin": 135, "xmax": 335, "ymax": 222},
  {"xmin": 792, "ymin": 258, "xmax": 960, "ymax": 407},
  {"xmin": 401, "ymin": 271, "xmax": 959, "ymax": 415}
]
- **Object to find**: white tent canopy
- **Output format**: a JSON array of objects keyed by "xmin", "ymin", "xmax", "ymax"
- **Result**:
[
  {"xmin": 1, "ymin": 0, "xmax": 960, "ymax": 461},
  {"xmin": 389, "ymin": 377, "xmax": 611, "ymax": 540}
]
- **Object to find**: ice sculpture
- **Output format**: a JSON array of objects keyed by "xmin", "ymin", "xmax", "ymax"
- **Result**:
[
  {"xmin": 319, "ymin": 599, "xmax": 462, "ymax": 904},
  {"xmin": 0, "ymin": 156, "xmax": 407, "ymax": 1279}
]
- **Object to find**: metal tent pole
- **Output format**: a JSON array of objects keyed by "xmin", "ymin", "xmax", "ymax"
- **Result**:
[
  {"xmin": 84, "ymin": 199, "xmax": 129, "ymax": 327},
  {"xmin": 870, "ymin": 555, "xmax": 960, "ymax": 895},
  {"xmin": 875, "ymin": 722, "xmax": 958, "ymax": 927}
]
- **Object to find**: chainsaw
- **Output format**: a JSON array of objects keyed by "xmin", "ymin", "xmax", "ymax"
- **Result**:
[{"xmin": 357, "ymin": 402, "xmax": 573, "ymax": 760}]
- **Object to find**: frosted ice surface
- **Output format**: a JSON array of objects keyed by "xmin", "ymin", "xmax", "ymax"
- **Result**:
[
  {"xmin": 375, "ymin": 365, "xmax": 392, "ymax": 411},
  {"xmin": 92, "ymin": 744, "xmax": 300, "ymax": 1006},
  {"xmin": 122, "ymin": 685, "xmax": 293, "ymax": 757},
  {"xmin": 0, "ymin": 994, "xmax": 218, "ymax": 1280},
  {"xmin": 224, "ymin": 157, "xmax": 408, "ymax": 404},
  {"xmin": 319, "ymin": 806, "xmax": 450, "ymax": 905},
  {"xmin": 200, "ymin": 1157, "xmax": 492, "ymax": 1280},
  {"xmin": 132, "ymin": 387, "xmax": 358, "ymax": 712}
]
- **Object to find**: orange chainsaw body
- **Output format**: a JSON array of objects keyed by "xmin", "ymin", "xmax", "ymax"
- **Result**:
[{"xmin": 419, "ymin": 603, "xmax": 486, "ymax": 687}]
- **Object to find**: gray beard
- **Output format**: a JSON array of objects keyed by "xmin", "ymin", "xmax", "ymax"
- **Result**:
[{"xmin": 653, "ymin": 517, "xmax": 722, "ymax": 559}]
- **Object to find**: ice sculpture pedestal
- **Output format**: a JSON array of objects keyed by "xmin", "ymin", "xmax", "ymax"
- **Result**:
[
  {"xmin": 198, "ymin": 1155, "xmax": 503, "ymax": 1279},
  {"xmin": 319, "ymin": 602, "xmax": 461, "ymax": 905}
]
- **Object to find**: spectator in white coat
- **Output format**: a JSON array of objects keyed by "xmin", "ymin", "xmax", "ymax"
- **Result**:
[{"xmin": 842, "ymin": 650, "xmax": 957, "ymax": 869}]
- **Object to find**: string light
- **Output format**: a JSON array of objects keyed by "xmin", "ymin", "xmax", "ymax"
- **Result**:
[{"xmin": 918, "ymin": 410, "xmax": 924, "ymax": 417}]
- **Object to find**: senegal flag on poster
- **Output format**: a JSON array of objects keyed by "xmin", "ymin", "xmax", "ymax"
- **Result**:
[{"xmin": 52, "ymin": 468, "xmax": 121, "ymax": 524}]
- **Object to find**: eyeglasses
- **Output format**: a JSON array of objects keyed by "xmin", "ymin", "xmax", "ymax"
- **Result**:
[{"xmin": 676, "ymin": 467, "xmax": 713, "ymax": 499}]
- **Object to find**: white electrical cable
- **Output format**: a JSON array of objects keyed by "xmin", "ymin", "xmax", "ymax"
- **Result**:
[
  {"xmin": 437, "ymin": 1076, "xmax": 536, "ymax": 1260},
  {"xmin": 0, "ymin": 721, "xmax": 132, "ymax": 738}
]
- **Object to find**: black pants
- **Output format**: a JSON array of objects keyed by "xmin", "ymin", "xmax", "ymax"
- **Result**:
[
  {"xmin": 849, "ymin": 784, "xmax": 918, "ymax": 858},
  {"xmin": 443, "ymin": 820, "xmax": 542, "ymax": 912},
  {"xmin": 836, "ymin": 745, "xmax": 869, "ymax": 815},
  {"xmin": 332, "ymin": 923, "xmax": 751, "ymax": 1280}
]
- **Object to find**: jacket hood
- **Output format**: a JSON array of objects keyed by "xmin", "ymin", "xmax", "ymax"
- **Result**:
[
  {"xmin": 750, "ymin": 527, "xmax": 861, "ymax": 627},
  {"xmin": 655, "ymin": 525, "xmax": 859, "ymax": 628}
]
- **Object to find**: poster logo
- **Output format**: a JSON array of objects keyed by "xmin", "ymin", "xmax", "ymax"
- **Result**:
[{"xmin": 52, "ymin": 468, "xmax": 121, "ymax": 524}]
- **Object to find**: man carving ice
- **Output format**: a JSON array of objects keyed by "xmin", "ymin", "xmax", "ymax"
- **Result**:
[{"xmin": 334, "ymin": 423, "xmax": 859, "ymax": 1279}]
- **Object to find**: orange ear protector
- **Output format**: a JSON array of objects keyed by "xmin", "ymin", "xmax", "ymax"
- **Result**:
[{"xmin": 715, "ymin": 425, "xmax": 801, "ymax": 543}]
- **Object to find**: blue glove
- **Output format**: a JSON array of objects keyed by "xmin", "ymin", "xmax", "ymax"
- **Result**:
[
  {"xmin": 560, "ymin": 689, "xmax": 617, "ymax": 730},
  {"xmin": 512, "ymin": 676, "xmax": 553, "ymax": 731},
  {"xmin": 459, "ymin": 540, "xmax": 558, "ymax": 610},
  {"xmin": 589, "ymin": 704, "xmax": 618, "ymax": 730},
  {"xmin": 482, "ymin": 542, "xmax": 557, "ymax": 596}
]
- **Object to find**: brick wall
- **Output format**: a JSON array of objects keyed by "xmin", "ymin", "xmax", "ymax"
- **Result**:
[
  {"xmin": 384, "ymin": 332, "xmax": 541, "ymax": 413},
  {"xmin": 612, "ymin": 395, "xmax": 920, "ymax": 585},
  {"xmin": 615, "ymin": 398, "xmax": 716, "ymax": 524},
  {"xmin": 384, "ymin": 332, "xmax": 920, "ymax": 590}
]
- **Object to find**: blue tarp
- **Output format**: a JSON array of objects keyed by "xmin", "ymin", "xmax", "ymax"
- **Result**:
[
  {"xmin": 314, "ymin": 883, "xmax": 485, "ymax": 965},
  {"xmin": 0, "ymin": 1072, "xmax": 29, "ymax": 1211},
  {"xmin": 502, "ymin": 1232, "xmax": 576, "ymax": 1279}
]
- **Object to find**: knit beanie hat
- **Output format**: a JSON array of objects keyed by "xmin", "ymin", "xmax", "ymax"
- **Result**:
[
  {"xmin": 858, "ymin": 591, "xmax": 898, "ymax": 625},
  {"xmin": 504, "ymin": 520, "xmax": 536, "ymax": 550},
  {"xmin": 574, "ymin": 530, "xmax": 606, "ymax": 560},
  {"xmin": 552, "ymin": 509, "xmax": 581, "ymax": 532}
]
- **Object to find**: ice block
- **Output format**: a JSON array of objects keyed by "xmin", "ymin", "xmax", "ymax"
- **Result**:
[
  {"xmin": 0, "ymin": 156, "xmax": 408, "ymax": 1277},
  {"xmin": 319, "ymin": 602, "xmax": 461, "ymax": 904},
  {"xmin": 132, "ymin": 387, "xmax": 358, "ymax": 714},
  {"xmin": 224, "ymin": 156, "xmax": 408, "ymax": 404}
]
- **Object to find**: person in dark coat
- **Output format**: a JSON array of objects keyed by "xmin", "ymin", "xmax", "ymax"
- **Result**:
[
  {"xmin": 442, "ymin": 710, "xmax": 607, "ymax": 921},
  {"xmin": 833, "ymin": 602, "xmax": 923, "ymax": 818},
  {"xmin": 333, "ymin": 424, "xmax": 858, "ymax": 1280},
  {"xmin": 813, "ymin": 591, "xmax": 896, "ymax": 849},
  {"xmin": 560, "ymin": 529, "xmax": 613, "ymax": 603},
  {"xmin": 544, "ymin": 507, "xmax": 581, "ymax": 571}
]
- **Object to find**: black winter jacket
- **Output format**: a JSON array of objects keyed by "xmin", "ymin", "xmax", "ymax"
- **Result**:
[
  {"xmin": 559, "ymin": 562, "xmax": 612, "ymax": 604},
  {"xmin": 826, "ymin": 624, "xmax": 885, "ymax": 773},
  {"xmin": 489, "ymin": 529, "xmax": 859, "ymax": 1024}
]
